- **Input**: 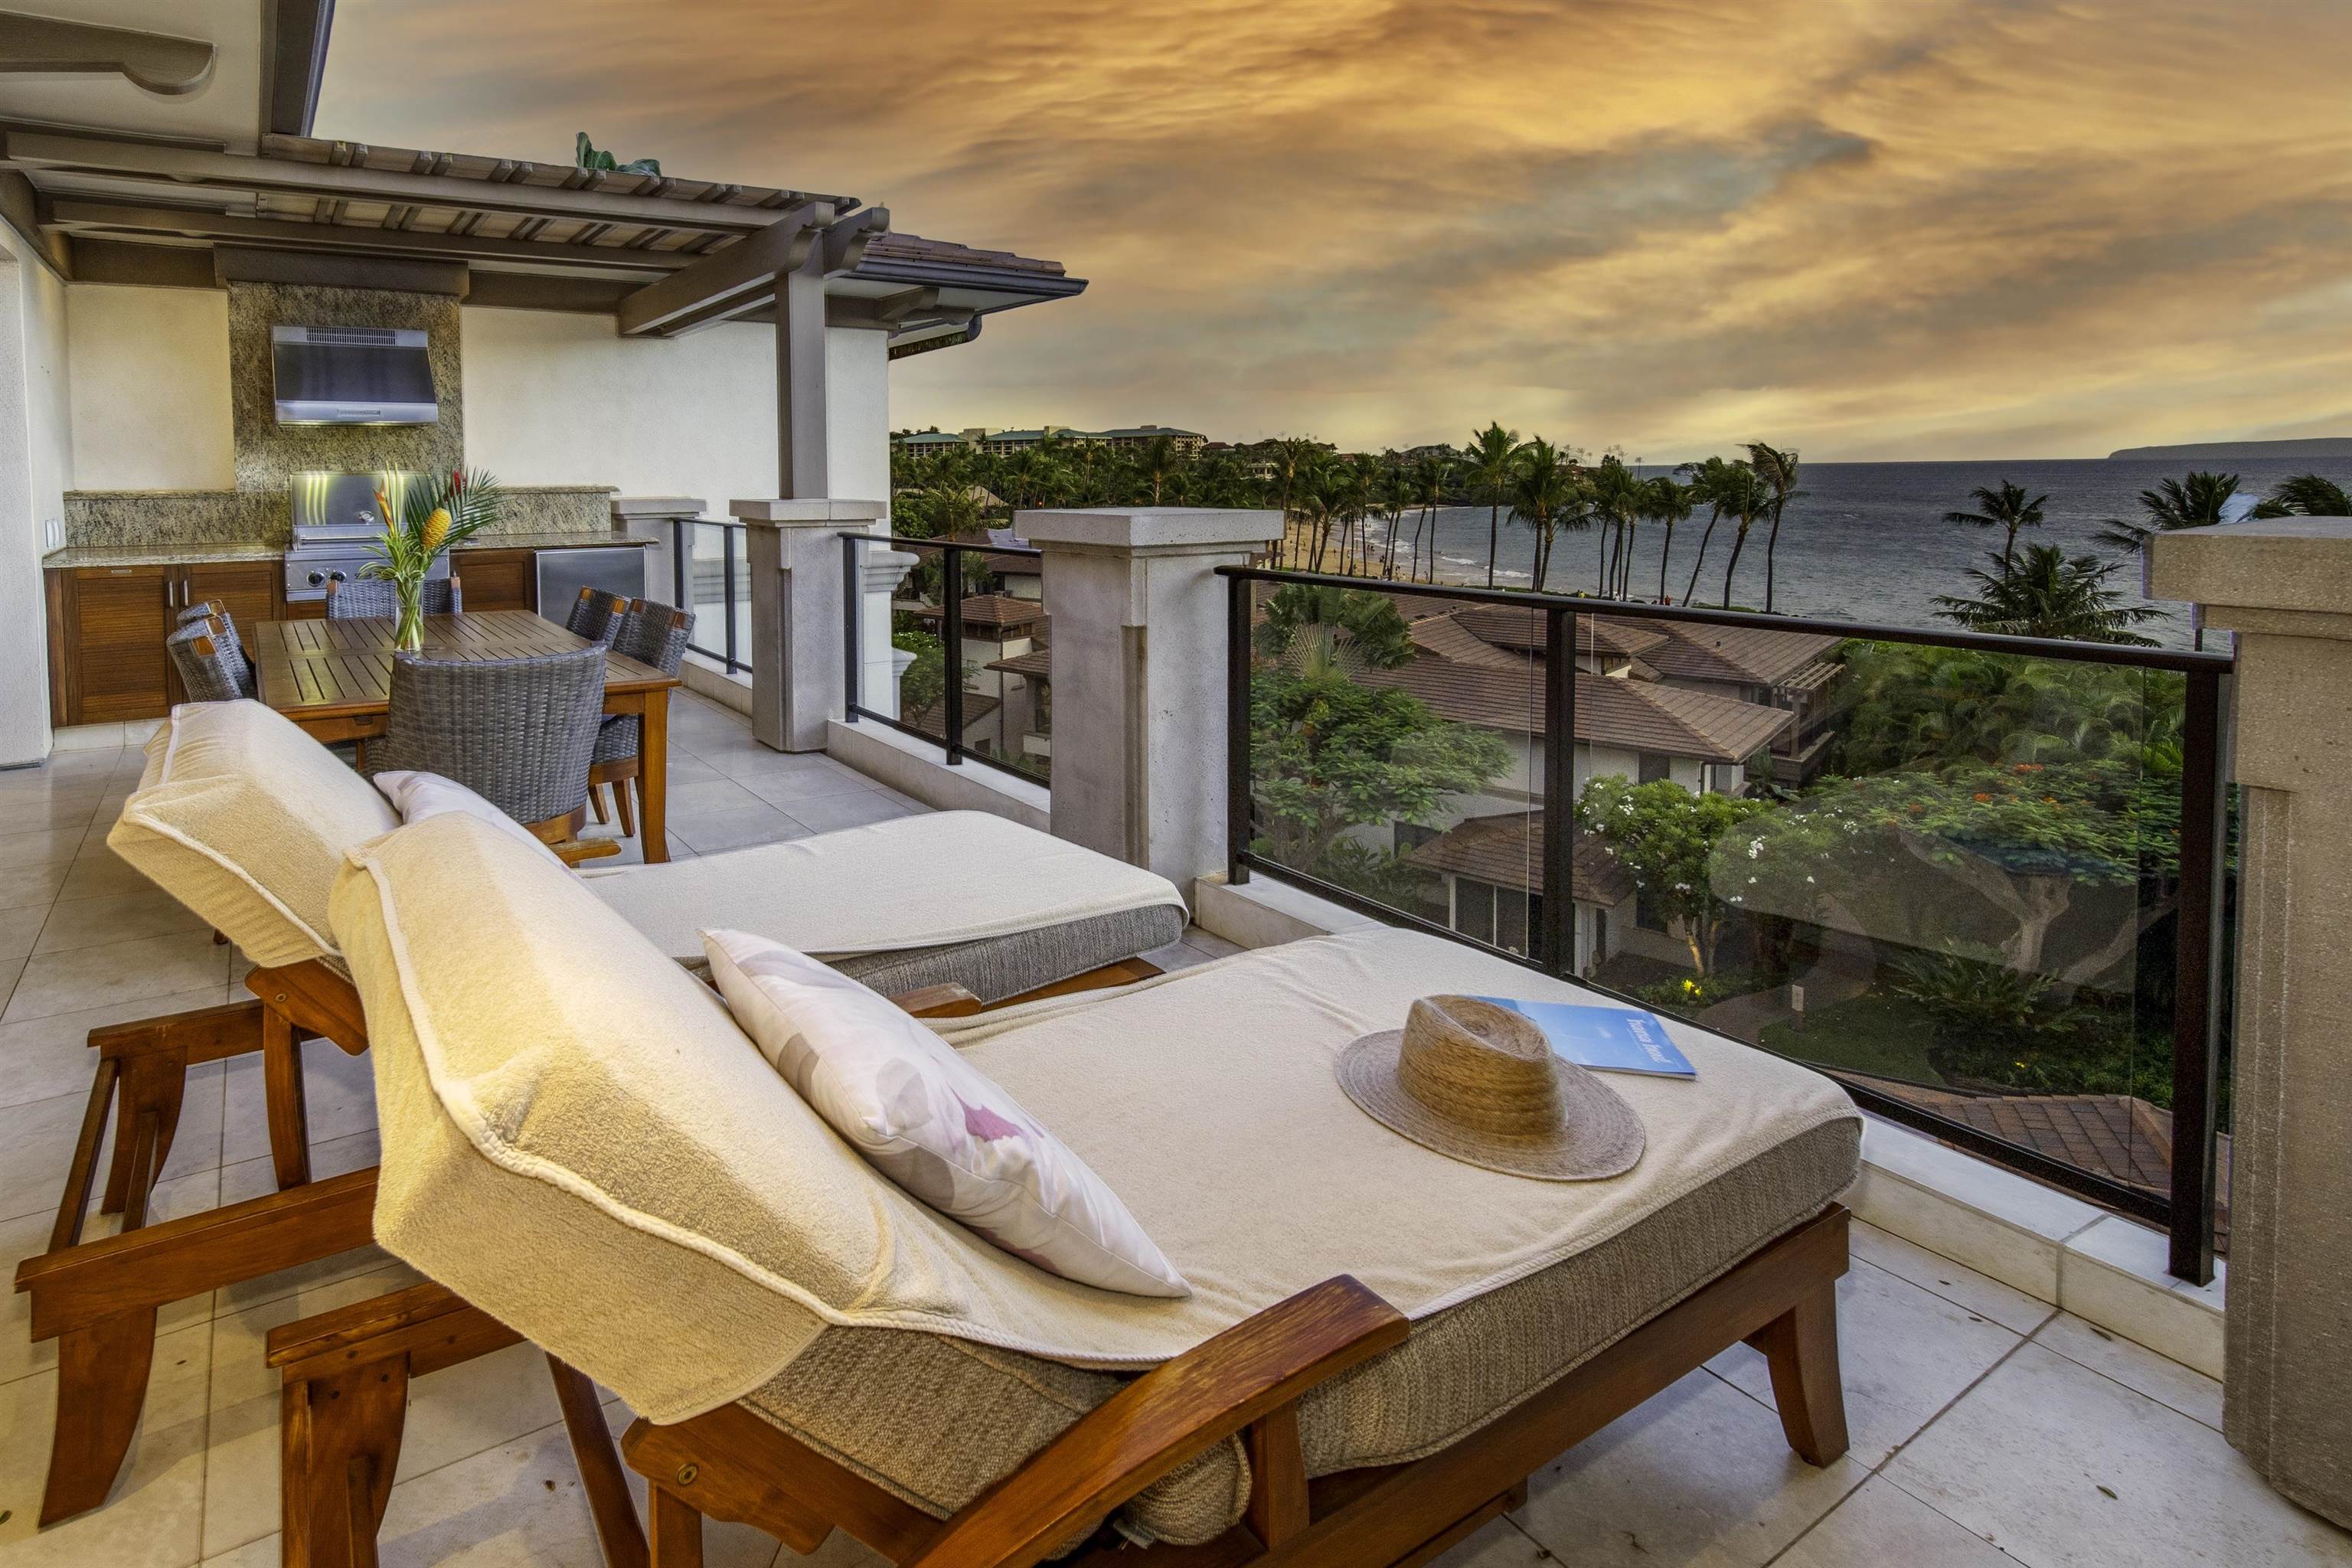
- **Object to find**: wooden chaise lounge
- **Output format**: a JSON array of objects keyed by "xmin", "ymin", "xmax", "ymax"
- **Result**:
[
  {"xmin": 262, "ymin": 811, "xmax": 1864, "ymax": 1568},
  {"xmin": 14, "ymin": 697, "xmax": 1187, "ymax": 1524}
]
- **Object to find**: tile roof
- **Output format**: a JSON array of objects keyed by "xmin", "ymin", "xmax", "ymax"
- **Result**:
[
  {"xmin": 1614, "ymin": 619, "xmax": 1842, "ymax": 688},
  {"xmin": 1406, "ymin": 812, "xmax": 1635, "ymax": 906},
  {"xmin": 1408, "ymin": 614, "xmax": 1526, "ymax": 670},
  {"xmin": 892, "ymin": 594, "xmax": 1047, "ymax": 629},
  {"xmin": 1364, "ymin": 658, "xmax": 1792, "ymax": 763},
  {"xmin": 986, "ymin": 648, "xmax": 1054, "ymax": 678},
  {"xmin": 1411, "ymin": 603, "xmax": 1669, "ymax": 661}
]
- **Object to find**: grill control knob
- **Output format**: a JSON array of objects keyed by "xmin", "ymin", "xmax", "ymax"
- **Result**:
[{"xmin": 306, "ymin": 570, "xmax": 326, "ymax": 586}]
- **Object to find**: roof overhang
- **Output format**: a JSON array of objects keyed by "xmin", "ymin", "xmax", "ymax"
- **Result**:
[{"xmin": 1, "ymin": 122, "xmax": 1086, "ymax": 349}]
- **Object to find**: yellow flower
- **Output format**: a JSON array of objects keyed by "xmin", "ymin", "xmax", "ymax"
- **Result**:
[{"xmin": 420, "ymin": 508, "xmax": 452, "ymax": 553}]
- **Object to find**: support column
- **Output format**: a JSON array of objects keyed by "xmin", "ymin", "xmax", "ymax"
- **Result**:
[
  {"xmin": 774, "ymin": 250, "xmax": 829, "ymax": 500},
  {"xmin": 2148, "ymin": 515, "xmax": 2352, "ymax": 1527},
  {"xmin": 610, "ymin": 497, "xmax": 708, "ymax": 613},
  {"xmin": 733, "ymin": 498, "xmax": 887, "ymax": 752},
  {"xmin": 1024, "ymin": 508, "xmax": 1282, "ymax": 887}
]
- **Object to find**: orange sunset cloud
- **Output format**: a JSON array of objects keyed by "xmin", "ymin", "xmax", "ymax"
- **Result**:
[{"xmin": 318, "ymin": 0, "xmax": 2352, "ymax": 459}]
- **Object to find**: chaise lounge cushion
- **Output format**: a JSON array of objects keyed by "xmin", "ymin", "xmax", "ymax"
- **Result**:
[
  {"xmin": 580, "ymin": 811, "xmax": 1188, "ymax": 964},
  {"xmin": 743, "ymin": 1117, "xmax": 1857, "ymax": 1544},
  {"xmin": 335, "ymin": 817, "xmax": 1860, "ymax": 1435},
  {"xmin": 109, "ymin": 699, "xmax": 400, "ymax": 967}
]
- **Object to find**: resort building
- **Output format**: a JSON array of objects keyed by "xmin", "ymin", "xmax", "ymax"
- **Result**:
[{"xmin": 894, "ymin": 423, "xmax": 1207, "ymax": 456}]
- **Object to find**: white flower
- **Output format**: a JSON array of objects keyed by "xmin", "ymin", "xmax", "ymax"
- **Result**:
[{"xmin": 1748, "ymin": 836, "xmax": 1765, "ymax": 858}]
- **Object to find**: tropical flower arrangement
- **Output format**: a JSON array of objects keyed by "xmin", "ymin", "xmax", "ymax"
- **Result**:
[{"xmin": 367, "ymin": 467, "xmax": 504, "ymax": 649}]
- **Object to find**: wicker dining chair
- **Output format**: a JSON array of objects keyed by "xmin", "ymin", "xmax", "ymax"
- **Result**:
[
  {"xmin": 586, "ymin": 598, "xmax": 694, "ymax": 839},
  {"xmin": 175, "ymin": 599, "xmax": 253, "ymax": 675},
  {"xmin": 563, "ymin": 586, "xmax": 630, "ymax": 645},
  {"xmin": 365, "ymin": 646, "xmax": 611, "ymax": 857},
  {"xmin": 325, "ymin": 576, "xmax": 463, "ymax": 619},
  {"xmin": 164, "ymin": 616, "xmax": 254, "ymax": 703}
]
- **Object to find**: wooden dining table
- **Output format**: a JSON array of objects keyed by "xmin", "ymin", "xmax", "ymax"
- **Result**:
[{"xmin": 248, "ymin": 609, "xmax": 681, "ymax": 863}]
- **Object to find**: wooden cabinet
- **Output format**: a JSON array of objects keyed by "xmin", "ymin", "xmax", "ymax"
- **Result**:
[
  {"xmin": 452, "ymin": 547, "xmax": 534, "ymax": 612},
  {"xmin": 46, "ymin": 560, "xmax": 285, "ymax": 726}
]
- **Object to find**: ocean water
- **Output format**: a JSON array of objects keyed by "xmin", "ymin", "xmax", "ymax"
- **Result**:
[{"xmin": 1364, "ymin": 457, "xmax": 2352, "ymax": 648}]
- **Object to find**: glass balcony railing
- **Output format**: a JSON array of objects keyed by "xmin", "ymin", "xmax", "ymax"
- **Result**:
[{"xmin": 1220, "ymin": 565, "xmax": 2233, "ymax": 1283}]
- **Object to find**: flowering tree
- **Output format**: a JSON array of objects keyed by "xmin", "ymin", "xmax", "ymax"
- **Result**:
[
  {"xmin": 1717, "ymin": 760, "xmax": 2174, "ymax": 982},
  {"xmin": 1575, "ymin": 776, "xmax": 1775, "ymax": 975}
]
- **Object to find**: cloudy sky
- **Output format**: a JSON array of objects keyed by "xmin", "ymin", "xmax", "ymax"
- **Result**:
[{"xmin": 319, "ymin": 0, "xmax": 2352, "ymax": 462}]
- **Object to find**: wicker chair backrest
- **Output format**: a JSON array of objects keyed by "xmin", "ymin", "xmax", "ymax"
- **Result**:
[
  {"xmin": 368, "ymin": 646, "xmax": 606, "ymax": 826},
  {"xmin": 326, "ymin": 576, "xmax": 463, "ymax": 619}
]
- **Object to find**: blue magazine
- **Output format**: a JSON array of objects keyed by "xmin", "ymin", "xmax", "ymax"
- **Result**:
[{"xmin": 1469, "ymin": 996, "xmax": 1697, "ymax": 1079}]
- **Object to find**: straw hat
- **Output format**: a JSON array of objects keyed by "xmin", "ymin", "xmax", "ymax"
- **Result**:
[{"xmin": 1337, "ymin": 995, "xmax": 1645, "ymax": 1181}]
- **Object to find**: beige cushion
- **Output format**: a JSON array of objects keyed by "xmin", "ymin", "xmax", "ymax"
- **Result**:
[
  {"xmin": 581, "ymin": 811, "xmax": 1188, "ymax": 960},
  {"xmin": 334, "ymin": 816, "xmax": 1861, "ymax": 1430},
  {"xmin": 745, "ymin": 1119, "xmax": 1860, "ymax": 1545},
  {"xmin": 109, "ymin": 700, "xmax": 400, "ymax": 968}
]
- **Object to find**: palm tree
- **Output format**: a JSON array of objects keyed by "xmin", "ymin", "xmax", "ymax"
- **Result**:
[
  {"xmin": 1942, "ymin": 480, "xmax": 2050, "ymax": 577},
  {"xmin": 1462, "ymin": 422, "xmax": 1523, "ymax": 589},
  {"xmin": 1642, "ymin": 477, "xmax": 1694, "ymax": 603},
  {"xmin": 1586, "ymin": 456, "xmax": 1643, "ymax": 598},
  {"xmin": 1676, "ymin": 456, "xmax": 1736, "ymax": 606},
  {"xmin": 1412, "ymin": 454, "xmax": 1449, "ymax": 582},
  {"xmin": 1715, "ymin": 460, "xmax": 1766, "ymax": 608},
  {"xmin": 1380, "ymin": 453, "xmax": 1414, "ymax": 579},
  {"xmin": 1269, "ymin": 436, "xmax": 1321, "ymax": 567},
  {"xmin": 1932, "ymin": 544, "xmax": 2163, "ymax": 645},
  {"xmin": 1508, "ymin": 438, "xmax": 1578, "ymax": 591},
  {"xmin": 1745, "ymin": 442, "xmax": 1801, "ymax": 613},
  {"xmin": 2250, "ymin": 473, "xmax": 2352, "ymax": 518},
  {"xmin": 1136, "ymin": 433, "xmax": 1181, "ymax": 505},
  {"xmin": 2098, "ymin": 471, "xmax": 2239, "ymax": 554}
]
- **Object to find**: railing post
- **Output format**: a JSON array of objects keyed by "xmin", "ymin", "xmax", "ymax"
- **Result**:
[
  {"xmin": 1024, "ymin": 508, "xmax": 1285, "ymax": 886},
  {"xmin": 720, "ymin": 528, "xmax": 740, "ymax": 671},
  {"xmin": 942, "ymin": 545, "xmax": 965, "ymax": 766},
  {"xmin": 2167, "ymin": 665, "xmax": 2230, "ymax": 1284},
  {"xmin": 841, "ymin": 534, "xmax": 862, "ymax": 718},
  {"xmin": 2148, "ymin": 515, "xmax": 2352, "ymax": 1526},
  {"xmin": 1227, "ymin": 570, "xmax": 1252, "ymax": 887},
  {"xmin": 1540, "ymin": 605, "xmax": 1576, "ymax": 976},
  {"xmin": 729, "ymin": 498, "xmax": 887, "ymax": 751}
]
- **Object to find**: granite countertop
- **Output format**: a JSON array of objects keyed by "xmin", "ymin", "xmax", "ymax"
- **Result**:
[{"xmin": 44, "ymin": 530, "xmax": 656, "ymax": 569}]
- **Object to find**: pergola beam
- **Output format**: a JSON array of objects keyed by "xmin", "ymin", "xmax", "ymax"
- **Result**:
[
  {"xmin": 0, "ymin": 12, "xmax": 215, "ymax": 96},
  {"xmin": 43, "ymin": 199, "xmax": 695, "ymax": 276},
  {"xmin": 2, "ymin": 130, "xmax": 787, "ymax": 235},
  {"xmin": 616, "ymin": 204, "xmax": 888, "ymax": 338}
]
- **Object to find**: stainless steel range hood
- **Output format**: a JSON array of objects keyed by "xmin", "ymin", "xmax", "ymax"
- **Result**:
[{"xmin": 271, "ymin": 325, "xmax": 439, "ymax": 425}]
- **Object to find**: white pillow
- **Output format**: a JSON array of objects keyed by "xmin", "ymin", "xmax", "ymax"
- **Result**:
[
  {"xmin": 701, "ymin": 928, "xmax": 1190, "ymax": 1299},
  {"xmin": 373, "ymin": 772, "xmax": 566, "ymax": 866}
]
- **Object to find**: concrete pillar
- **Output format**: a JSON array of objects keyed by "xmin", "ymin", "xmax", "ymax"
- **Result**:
[
  {"xmin": 733, "ymin": 498, "xmax": 887, "ymax": 751},
  {"xmin": 854, "ymin": 544, "xmax": 919, "ymax": 720},
  {"xmin": 609, "ymin": 496, "xmax": 707, "ymax": 612},
  {"xmin": 1024, "ymin": 507, "xmax": 1283, "ymax": 887},
  {"xmin": 2148, "ymin": 515, "xmax": 2352, "ymax": 1527}
]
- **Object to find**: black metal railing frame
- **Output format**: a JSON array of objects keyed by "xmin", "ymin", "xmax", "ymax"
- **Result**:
[
  {"xmin": 841, "ymin": 533, "xmax": 1048, "ymax": 788},
  {"xmin": 1219, "ymin": 564, "xmax": 2235, "ymax": 1284},
  {"xmin": 668, "ymin": 516, "xmax": 749, "ymax": 674}
]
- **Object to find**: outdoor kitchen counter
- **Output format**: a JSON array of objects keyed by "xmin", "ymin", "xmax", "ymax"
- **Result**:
[{"xmin": 43, "ymin": 531, "xmax": 657, "ymax": 569}]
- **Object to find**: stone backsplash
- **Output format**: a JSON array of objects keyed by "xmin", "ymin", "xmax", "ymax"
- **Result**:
[
  {"xmin": 227, "ymin": 280, "xmax": 463, "ymax": 488},
  {"xmin": 64, "ymin": 485, "xmax": 619, "ymax": 549}
]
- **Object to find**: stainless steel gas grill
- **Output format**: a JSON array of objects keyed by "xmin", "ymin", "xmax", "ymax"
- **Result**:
[{"xmin": 283, "ymin": 470, "xmax": 450, "ymax": 603}]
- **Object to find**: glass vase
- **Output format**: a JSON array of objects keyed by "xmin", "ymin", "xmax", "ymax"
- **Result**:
[{"xmin": 394, "ymin": 577, "xmax": 426, "ymax": 652}]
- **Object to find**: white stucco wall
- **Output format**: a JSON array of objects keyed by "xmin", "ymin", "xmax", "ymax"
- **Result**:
[
  {"xmin": 459, "ymin": 307, "xmax": 780, "ymax": 505},
  {"xmin": 0, "ymin": 234, "xmax": 74, "ymax": 763},
  {"xmin": 65, "ymin": 285, "xmax": 233, "ymax": 491}
]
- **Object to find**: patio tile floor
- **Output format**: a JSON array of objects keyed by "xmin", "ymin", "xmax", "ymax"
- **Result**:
[{"xmin": 0, "ymin": 691, "xmax": 2343, "ymax": 1566}]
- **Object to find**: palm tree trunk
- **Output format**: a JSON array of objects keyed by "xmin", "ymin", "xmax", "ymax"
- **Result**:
[
  {"xmin": 1658, "ymin": 524, "xmax": 1674, "ymax": 603},
  {"xmin": 1682, "ymin": 508, "xmax": 1723, "ymax": 606},
  {"xmin": 1763, "ymin": 504, "xmax": 1786, "ymax": 612},
  {"xmin": 1621, "ymin": 522, "xmax": 1639, "ymax": 599},
  {"xmin": 1486, "ymin": 498, "xmax": 1501, "ymax": 589},
  {"xmin": 1723, "ymin": 524, "xmax": 1750, "ymax": 609},
  {"xmin": 2002, "ymin": 522, "xmax": 2017, "ymax": 577}
]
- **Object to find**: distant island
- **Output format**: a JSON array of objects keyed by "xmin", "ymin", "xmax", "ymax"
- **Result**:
[{"xmin": 2110, "ymin": 437, "xmax": 2352, "ymax": 460}]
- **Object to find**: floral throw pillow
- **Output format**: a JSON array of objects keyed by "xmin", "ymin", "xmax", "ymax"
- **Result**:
[{"xmin": 701, "ymin": 929, "xmax": 1190, "ymax": 1299}]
